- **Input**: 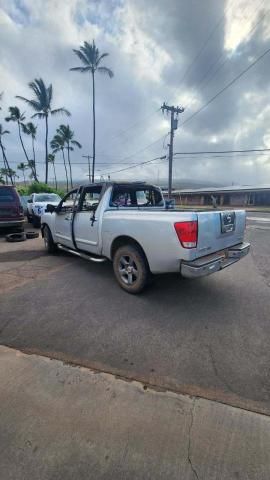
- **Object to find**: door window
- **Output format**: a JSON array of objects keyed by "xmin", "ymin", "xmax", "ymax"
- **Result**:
[
  {"xmin": 80, "ymin": 186, "xmax": 103, "ymax": 211},
  {"xmin": 59, "ymin": 190, "xmax": 79, "ymax": 212}
]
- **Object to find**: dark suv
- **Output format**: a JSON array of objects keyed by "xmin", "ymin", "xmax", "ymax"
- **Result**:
[{"xmin": 0, "ymin": 185, "xmax": 24, "ymax": 231}]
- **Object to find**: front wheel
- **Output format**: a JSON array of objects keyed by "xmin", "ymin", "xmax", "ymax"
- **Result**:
[
  {"xmin": 32, "ymin": 215, "xmax": 41, "ymax": 228},
  {"xmin": 113, "ymin": 244, "xmax": 149, "ymax": 294},
  {"xmin": 43, "ymin": 225, "xmax": 57, "ymax": 254}
]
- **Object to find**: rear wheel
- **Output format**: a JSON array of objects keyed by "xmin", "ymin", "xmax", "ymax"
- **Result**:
[
  {"xmin": 43, "ymin": 225, "xmax": 57, "ymax": 254},
  {"xmin": 113, "ymin": 244, "xmax": 149, "ymax": 294}
]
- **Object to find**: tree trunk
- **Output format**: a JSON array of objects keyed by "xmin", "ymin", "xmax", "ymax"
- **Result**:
[
  {"xmin": 62, "ymin": 148, "xmax": 69, "ymax": 192},
  {"xmin": 67, "ymin": 141, "xmax": 73, "ymax": 188},
  {"xmin": 23, "ymin": 170, "xmax": 26, "ymax": 186},
  {"xmin": 18, "ymin": 122, "xmax": 35, "ymax": 180},
  {"xmin": 0, "ymin": 140, "xmax": 13, "ymax": 185},
  {"xmin": 53, "ymin": 162, "xmax": 58, "ymax": 190},
  {"xmin": 32, "ymin": 136, "xmax": 39, "ymax": 182},
  {"xmin": 18, "ymin": 122, "xmax": 29, "ymax": 163},
  {"xmin": 45, "ymin": 115, "xmax": 49, "ymax": 184},
  {"xmin": 91, "ymin": 70, "xmax": 96, "ymax": 183}
]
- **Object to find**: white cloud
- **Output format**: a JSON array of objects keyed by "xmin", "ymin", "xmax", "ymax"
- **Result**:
[{"xmin": 0, "ymin": 0, "xmax": 270, "ymax": 187}]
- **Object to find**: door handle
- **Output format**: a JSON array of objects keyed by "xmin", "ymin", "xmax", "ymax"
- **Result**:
[{"xmin": 64, "ymin": 216, "xmax": 70, "ymax": 221}]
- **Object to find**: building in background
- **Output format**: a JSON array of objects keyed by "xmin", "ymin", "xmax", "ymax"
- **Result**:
[{"xmin": 167, "ymin": 185, "xmax": 270, "ymax": 207}]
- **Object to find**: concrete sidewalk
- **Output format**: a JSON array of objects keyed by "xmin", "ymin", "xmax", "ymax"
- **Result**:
[{"xmin": 0, "ymin": 346, "xmax": 269, "ymax": 480}]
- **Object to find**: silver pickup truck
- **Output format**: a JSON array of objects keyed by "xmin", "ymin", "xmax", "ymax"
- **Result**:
[{"xmin": 41, "ymin": 182, "xmax": 250, "ymax": 293}]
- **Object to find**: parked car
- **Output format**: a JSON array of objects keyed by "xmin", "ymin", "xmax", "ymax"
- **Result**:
[
  {"xmin": 27, "ymin": 192, "xmax": 61, "ymax": 228},
  {"xmin": 0, "ymin": 185, "xmax": 24, "ymax": 231},
  {"xmin": 41, "ymin": 182, "xmax": 250, "ymax": 294}
]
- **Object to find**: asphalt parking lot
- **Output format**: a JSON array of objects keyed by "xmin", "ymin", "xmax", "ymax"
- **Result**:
[{"xmin": 1, "ymin": 213, "xmax": 270, "ymax": 415}]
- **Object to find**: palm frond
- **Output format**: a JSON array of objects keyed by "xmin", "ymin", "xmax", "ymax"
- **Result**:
[
  {"xmin": 97, "ymin": 66, "xmax": 114, "ymax": 78},
  {"xmin": 47, "ymin": 84, "xmax": 53, "ymax": 105},
  {"xmin": 71, "ymin": 140, "xmax": 82, "ymax": 148},
  {"xmin": 70, "ymin": 66, "xmax": 91, "ymax": 73},
  {"xmin": 16, "ymin": 96, "xmax": 42, "ymax": 112},
  {"xmin": 0, "ymin": 127, "xmax": 10, "ymax": 135},
  {"xmin": 31, "ymin": 112, "xmax": 46, "ymax": 119},
  {"xmin": 96, "ymin": 52, "xmax": 109, "ymax": 65},
  {"xmin": 21, "ymin": 123, "xmax": 29, "ymax": 134},
  {"xmin": 51, "ymin": 108, "xmax": 71, "ymax": 117},
  {"xmin": 28, "ymin": 80, "xmax": 41, "ymax": 98},
  {"xmin": 72, "ymin": 49, "xmax": 90, "ymax": 66}
]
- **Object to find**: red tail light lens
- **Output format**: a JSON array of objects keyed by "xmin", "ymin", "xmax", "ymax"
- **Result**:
[{"xmin": 174, "ymin": 221, "xmax": 198, "ymax": 248}]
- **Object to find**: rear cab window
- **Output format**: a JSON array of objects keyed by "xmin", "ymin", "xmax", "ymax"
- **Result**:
[
  {"xmin": 0, "ymin": 187, "xmax": 17, "ymax": 203},
  {"xmin": 110, "ymin": 185, "xmax": 164, "ymax": 208}
]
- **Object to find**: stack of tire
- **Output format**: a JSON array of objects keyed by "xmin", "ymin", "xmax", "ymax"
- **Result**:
[{"xmin": 5, "ymin": 231, "xmax": 39, "ymax": 242}]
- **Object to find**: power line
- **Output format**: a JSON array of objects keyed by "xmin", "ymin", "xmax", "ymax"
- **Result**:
[
  {"xmin": 184, "ymin": 1, "xmax": 267, "ymax": 110},
  {"xmin": 96, "ymin": 2, "xmax": 235, "ymax": 156},
  {"xmin": 98, "ymin": 155, "xmax": 167, "ymax": 176},
  {"xmin": 102, "ymin": 26, "xmax": 270, "ymax": 168},
  {"xmin": 174, "ymin": 148, "xmax": 270, "ymax": 155},
  {"xmin": 180, "ymin": 45, "xmax": 270, "ymax": 128},
  {"xmin": 173, "ymin": 2, "xmax": 232, "ymax": 92}
]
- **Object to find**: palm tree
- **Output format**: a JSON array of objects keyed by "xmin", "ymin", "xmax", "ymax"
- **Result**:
[
  {"xmin": 51, "ymin": 134, "xmax": 69, "ymax": 191},
  {"xmin": 70, "ymin": 40, "xmax": 113, "ymax": 183},
  {"xmin": 0, "ymin": 124, "xmax": 13, "ymax": 185},
  {"xmin": 17, "ymin": 162, "xmax": 29, "ymax": 186},
  {"xmin": 16, "ymin": 78, "xmax": 70, "ymax": 184},
  {"xmin": 48, "ymin": 153, "xmax": 58, "ymax": 190},
  {"xmin": 5, "ymin": 106, "xmax": 34, "ymax": 176},
  {"xmin": 22, "ymin": 122, "xmax": 38, "ymax": 181},
  {"xmin": 56, "ymin": 124, "xmax": 82, "ymax": 188}
]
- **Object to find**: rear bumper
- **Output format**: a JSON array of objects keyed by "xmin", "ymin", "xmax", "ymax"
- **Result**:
[
  {"xmin": 0, "ymin": 219, "xmax": 24, "ymax": 228},
  {"xmin": 181, "ymin": 242, "xmax": 250, "ymax": 279}
]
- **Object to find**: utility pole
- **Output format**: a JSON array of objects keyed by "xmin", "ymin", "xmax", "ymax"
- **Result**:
[
  {"xmin": 82, "ymin": 154, "xmax": 93, "ymax": 183},
  {"xmin": 161, "ymin": 102, "xmax": 184, "ymax": 198}
]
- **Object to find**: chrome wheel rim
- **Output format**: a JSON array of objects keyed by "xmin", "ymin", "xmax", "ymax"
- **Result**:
[{"xmin": 119, "ymin": 255, "xmax": 138, "ymax": 285}]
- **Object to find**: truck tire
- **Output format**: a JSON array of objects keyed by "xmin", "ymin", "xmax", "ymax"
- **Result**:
[
  {"xmin": 113, "ymin": 244, "xmax": 149, "ymax": 294},
  {"xmin": 26, "ymin": 231, "xmax": 39, "ymax": 239},
  {"xmin": 43, "ymin": 225, "xmax": 57, "ymax": 254},
  {"xmin": 6, "ymin": 232, "xmax": 27, "ymax": 242}
]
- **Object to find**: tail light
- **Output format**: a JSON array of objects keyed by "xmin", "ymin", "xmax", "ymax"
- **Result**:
[{"xmin": 174, "ymin": 221, "xmax": 198, "ymax": 248}]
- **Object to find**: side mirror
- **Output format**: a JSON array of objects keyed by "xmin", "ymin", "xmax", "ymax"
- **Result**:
[
  {"xmin": 27, "ymin": 199, "xmax": 32, "ymax": 203},
  {"xmin": 89, "ymin": 202, "xmax": 99, "ymax": 211},
  {"xmin": 46, "ymin": 204, "xmax": 56, "ymax": 213}
]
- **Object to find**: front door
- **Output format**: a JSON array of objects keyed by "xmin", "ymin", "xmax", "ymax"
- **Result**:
[
  {"xmin": 54, "ymin": 189, "xmax": 78, "ymax": 248},
  {"xmin": 73, "ymin": 185, "xmax": 103, "ymax": 255}
]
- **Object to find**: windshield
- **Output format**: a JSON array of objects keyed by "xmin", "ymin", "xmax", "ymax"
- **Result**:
[{"xmin": 35, "ymin": 194, "xmax": 61, "ymax": 202}]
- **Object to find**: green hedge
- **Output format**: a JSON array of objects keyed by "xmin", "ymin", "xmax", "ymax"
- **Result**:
[{"xmin": 17, "ymin": 182, "xmax": 65, "ymax": 198}]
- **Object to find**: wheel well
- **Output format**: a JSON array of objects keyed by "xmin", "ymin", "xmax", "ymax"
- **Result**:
[{"xmin": 110, "ymin": 236, "xmax": 150, "ymax": 269}]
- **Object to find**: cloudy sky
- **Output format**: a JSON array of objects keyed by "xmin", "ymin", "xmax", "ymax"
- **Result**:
[{"xmin": 0, "ymin": 0, "xmax": 270, "ymax": 187}]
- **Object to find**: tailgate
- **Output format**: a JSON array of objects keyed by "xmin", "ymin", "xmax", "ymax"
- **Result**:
[
  {"xmin": 196, "ymin": 210, "xmax": 246, "ymax": 258},
  {"xmin": 0, "ymin": 205, "xmax": 17, "ymax": 218}
]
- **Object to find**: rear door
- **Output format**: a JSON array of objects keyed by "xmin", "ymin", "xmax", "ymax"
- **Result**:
[{"xmin": 196, "ymin": 210, "xmax": 246, "ymax": 258}]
